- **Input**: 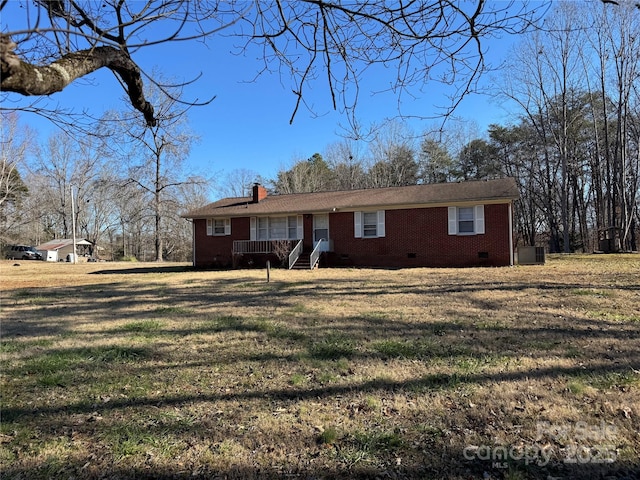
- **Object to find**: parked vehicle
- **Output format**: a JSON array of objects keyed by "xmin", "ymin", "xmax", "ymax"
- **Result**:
[{"xmin": 4, "ymin": 245, "xmax": 43, "ymax": 260}]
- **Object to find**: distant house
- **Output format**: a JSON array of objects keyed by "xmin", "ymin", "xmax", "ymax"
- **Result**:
[
  {"xmin": 182, "ymin": 178, "xmax": 519, "ymax": 269},
  {"xmin": 36, "ymin": 238, "xmax": 94, "ymax": 262}
]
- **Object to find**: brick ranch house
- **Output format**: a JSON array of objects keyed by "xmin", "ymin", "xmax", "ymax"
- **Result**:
[{"xmin": 182, "ymin": 178, "xmax": 520, "ymax": 269}]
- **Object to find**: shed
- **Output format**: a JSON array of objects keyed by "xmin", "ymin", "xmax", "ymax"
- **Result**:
[{"xmin": 36, "ymin": 238, "xmax": 94, "ymax": 262}]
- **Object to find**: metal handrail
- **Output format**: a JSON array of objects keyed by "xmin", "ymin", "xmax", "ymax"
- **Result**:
[
  {"xmin": 309, "ymin": 238, "xmax": 326, "ymax": 270},
  {"xmin": 288, "ymin": 239, "xmax": 303, "ymax": 269}
]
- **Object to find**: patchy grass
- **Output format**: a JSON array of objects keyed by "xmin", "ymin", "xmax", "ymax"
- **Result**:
[
  {"xmin": 589, "ymin": 310, "xmax": 640, "ymax": 323},
  {"xmin": 0, "ymin": 254, "xmax": 639, "ymax": 479},
  {"xmin": 119, "ymin": 320, "xmax": 164, "ymax": 333}
]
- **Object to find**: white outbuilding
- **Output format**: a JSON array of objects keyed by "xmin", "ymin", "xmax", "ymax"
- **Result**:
[{"xmin": 35, "ymin": 238, "xmax": 95, "ymax": 262}]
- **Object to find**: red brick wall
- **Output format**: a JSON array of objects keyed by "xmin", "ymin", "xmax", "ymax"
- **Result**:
[
  {"xmin": 327, "ymin": 203, "xmax": 512, "ymax": 267},
  {"xmin": 192, "ymin": 203, "xmax": 513, "ymax": 268},
  {"xmin": 193, "ymin": 217, "xmax": 250, "ymax": 268}
]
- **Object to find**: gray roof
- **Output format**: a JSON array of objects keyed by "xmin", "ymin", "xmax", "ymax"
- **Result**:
[
  {"xmin": 36, "ymin": 238, "xmax": 93, "ymax": 250},
  {"xmin": 183, "ymin": 178, "xmax": 519, "ymax": 219}
]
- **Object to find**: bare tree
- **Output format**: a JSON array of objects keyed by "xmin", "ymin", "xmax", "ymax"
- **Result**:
[
  {"xmin": 221, "ymin": 169, "xmax": 260, "ymax": 198},
  {"xmin": 324, "ymin": 140, "xmax": 367, "ymax": 190},
  {"xmin": 167, "ymin": 180, "xmax": 210, "ymax": 261},
  {"xmin": 80, "ymin": 173, "xmax": 123, "ymax": 259},
  {"xmin": 0, "ymin": 1, "xmax": 231, "ymax": 126},
  {"xmin": 0, "ymin": 112, "xmax": 33, "ymax": 242},
  {"xmin": 108, "ymin": 181, "xmax": 149, "ymax": 260},
  {"xmin": 366, "ymin": 121, "xmax": 418, "ymax": 187},
  {"xmin": 494, "ymin": 1, "xmax": 640, "ymax": 252},
  {"xmin": 2, "ymin": 1, "xmax": 547, "ymax": 131},
  {"xmin": 0, "ymin": 113, "xmax": 30, "ymax": 204},
  {"xmin": 488, "ymin": 123, "xmax": 543, "ymax": 247},
  {"xmin": 585, "ymin": 1, "xmax": 640, "ymax": 251},
  {"xmin": 105, "ymin": 80, "xmax": 203, "ymax": 262},
  {"xmin": 29, "ymin": 131, "xmax": 104, "ymax": 239},
  {"xmin": 499, "ymin": 1, "xmax": 587, "ymax": 253}
]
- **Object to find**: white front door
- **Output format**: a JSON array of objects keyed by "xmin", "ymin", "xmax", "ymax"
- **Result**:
[{"xmin": 313, "ymin": 214, "xmax": 330, "ymax": 252}]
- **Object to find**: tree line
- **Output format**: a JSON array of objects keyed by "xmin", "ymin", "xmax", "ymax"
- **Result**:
[
  {"xmin": 264, "ymin": 2, "xmax": 640, "ymax": 254},
  {"xmin": 1, "ymin": 96, "xmax": 208, "ymax": 262}
]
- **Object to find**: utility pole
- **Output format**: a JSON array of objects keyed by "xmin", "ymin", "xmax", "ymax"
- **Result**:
[{"xmin": 70, "ymin": 185, "xmax": 77, "ymax": 264}]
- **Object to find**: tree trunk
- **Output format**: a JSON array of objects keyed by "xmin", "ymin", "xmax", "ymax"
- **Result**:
[{"xmin": 155, "ymin": 150, "xmax": 163, "ymax": 262}]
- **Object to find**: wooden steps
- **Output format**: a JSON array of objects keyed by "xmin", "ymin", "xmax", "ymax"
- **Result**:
[{"xmin": 291, "ymin": 252, "xmax": 314, "ymax": 270}]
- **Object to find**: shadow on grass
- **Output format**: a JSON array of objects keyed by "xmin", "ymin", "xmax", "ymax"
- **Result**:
[
  {"xmin": 90, "ymin": 265, "xmax": 194, "ymax": 275},
  {"xmin": 1, "ymin": 456, "xmax": 638, "ymax": 480},
  {"xmin": 3, "ymin": 361, "xmax": 638, "ymax": 421},
  {"xmin": 2, "ymin": 384, "xmax": 639, "ymax": 480},
  {"xmin": 2, "ymin": 266, "xmax": 639, "ymax": 480},
  {"xmin": 4, "ymin": 274, "xmax": 638, "ymax": 336}
]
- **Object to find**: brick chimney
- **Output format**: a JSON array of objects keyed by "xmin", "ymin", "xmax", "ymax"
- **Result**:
[{"xmin": 252, "ymin": 183, "xmax": 267, "ymax": 203}]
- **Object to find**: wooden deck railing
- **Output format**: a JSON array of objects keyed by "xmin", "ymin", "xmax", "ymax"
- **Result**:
[
  {"xmin": 233, "ymin": 240, "xmax": 274, "ymax": 254},
  {"xmin": 233, "ymin": 240, "xmax": 299, "ymax": 255}
]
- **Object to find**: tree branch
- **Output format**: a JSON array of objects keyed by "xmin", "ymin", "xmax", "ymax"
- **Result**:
[
  {"xmin": 600, "ymin": 0, "xmax": 640, "ymax": 8},
  {"xmin": 1, "ymin": 34, "xmax": 156, "ymax": 126}
]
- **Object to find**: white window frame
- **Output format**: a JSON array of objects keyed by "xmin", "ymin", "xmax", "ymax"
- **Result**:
[
  {"xmin": 288, "ymin": 216, "xmax": 298, "ymax": 240},
  {"xmin": 257, "ymin": 217, "xmax": 269, "ymax": 240},
  {"xmin": 354, "ymin": 210, "xmax": 385, "ymax": 238},
  {"xmin": 250, "ymin": 216, "xmax": 303, "ymax": 241},
  {"xmin": 207, "ymin": 218, "xmax": 231, "ymax": 236},
  {"xmin": 448, "ymin": 205, "xmax": 485, "ymax": 235},
  {"xmin": 269, "ymin": 216, "xmax": 288, "ymax": 240}
]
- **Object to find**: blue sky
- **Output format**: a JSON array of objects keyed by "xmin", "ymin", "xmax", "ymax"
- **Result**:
[{"xmin": 4, "ymin": 2, "xmax": 524, "ymax": 198}]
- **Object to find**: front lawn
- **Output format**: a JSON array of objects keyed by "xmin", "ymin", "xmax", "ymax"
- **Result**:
[{"xmin": 1, "ymin": 255, "xmax": 638, "ymax": 479}]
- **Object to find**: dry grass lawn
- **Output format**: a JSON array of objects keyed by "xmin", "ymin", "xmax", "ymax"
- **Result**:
[{"xmin": 1, "ymin": 255, "xmax": 639, "ymax": 479}]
